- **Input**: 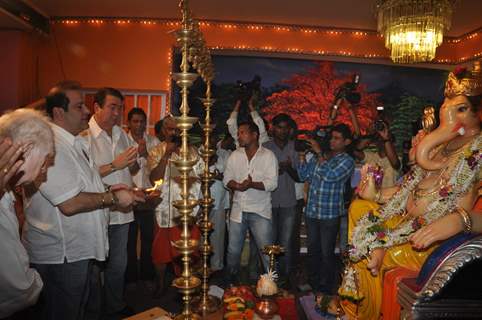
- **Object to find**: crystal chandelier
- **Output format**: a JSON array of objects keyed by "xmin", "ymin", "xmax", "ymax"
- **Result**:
[{"xmin": 376, "ymin": 0, "xmax": 455, "ymax": 64}]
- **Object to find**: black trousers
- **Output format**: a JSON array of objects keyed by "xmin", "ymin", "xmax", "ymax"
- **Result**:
[{"xmin": 126, "ymin": 209, "xmax": 155, "ymax": 282}]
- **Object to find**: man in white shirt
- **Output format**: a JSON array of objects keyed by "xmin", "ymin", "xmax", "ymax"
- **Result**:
[
  {"xmin": 226, "ymin": 97, "xmax": 270, "ymax": 147},
  {"xmin": 223, "ymin": 121, "xmax": 278, "ymax": 284},
  {"xmin": 22, "ymin": 82, "xmax": 142, "ymax": 320},
  {"xmin": 209, "ymin": 134, "xmax": 234, "ymax": 272},
  {"xmin": 0, "ymin": 109, "xmax": 56, "ymax": 319},
  {"xmin": 80, "ymin": 87, "xmax": 140, "ymax": 317},
  {"xmin": 126, "ymin": 108, "xmax": 160, "ymax": 286}
]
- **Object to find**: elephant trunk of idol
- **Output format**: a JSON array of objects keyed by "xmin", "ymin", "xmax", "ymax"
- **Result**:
[{"xmin": 415, "ymin": 114, "xmax": 463, "ymax": 171}]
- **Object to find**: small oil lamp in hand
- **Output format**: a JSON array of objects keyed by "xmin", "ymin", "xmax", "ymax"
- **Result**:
[{"xmin": 133, "ymin": 178, "xmax": 163, "ymax": 200}]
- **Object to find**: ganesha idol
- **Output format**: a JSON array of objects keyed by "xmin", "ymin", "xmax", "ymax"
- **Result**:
[{"xmin": 336, "ymin": 60, "xmax": 482, "ymax": 320}]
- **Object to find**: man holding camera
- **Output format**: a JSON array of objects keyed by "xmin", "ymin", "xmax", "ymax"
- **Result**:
[
  {"xmin": 354, "ymin": 119, "xmax": 401, "ymax": 188},
  {"xmin": 297, "ymin": 124, "xmax": 355, "ymax": 295},
  {"xmin": 227, "ymin": 96, "xmax": 269, "ymax": 147}
]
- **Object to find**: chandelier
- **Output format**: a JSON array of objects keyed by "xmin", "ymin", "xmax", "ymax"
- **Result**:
[{"xmin": 376, "ymin": 0, "xmax": 455, "ymax": 64}]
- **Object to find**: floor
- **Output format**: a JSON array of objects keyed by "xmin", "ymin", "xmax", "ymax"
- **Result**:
[{"xmin": 124, "ymin": 255, "xmax": 343, "ymax": 319}]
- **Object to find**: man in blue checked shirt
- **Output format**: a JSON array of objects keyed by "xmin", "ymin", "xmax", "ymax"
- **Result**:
[{"xmin": 297, "ymin": 123, "xmax": 355, "ymax": 295}]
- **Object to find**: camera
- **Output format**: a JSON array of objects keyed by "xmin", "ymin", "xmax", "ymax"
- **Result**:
[
  {"xmin": 334, "ymin": 74, "xmax": 361, "ymax": 105},
  {"xmin": 374, "ymin": 119, "xmax": 386, "ymax": 132},
  {"xmin": 171, "ymin": 135, "xmax": 182, "ymax": 146},
  {"xmin": 296, "ymin": 126, "xmax": 332, "ymax": 154},
  {"xmin": 236, "ymin": 75, "xmax": 261, "ymax": 102}
]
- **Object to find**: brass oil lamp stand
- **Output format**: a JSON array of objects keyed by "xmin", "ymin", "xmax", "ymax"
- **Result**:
[
  {"xmin": 192, "ymin": 82, "xmax": 222, "ymax": 315},
  {"xmin": 185, "ymin": 10, "xmax": 221, "ymax": 317},
  {"xmin": 262, "ymin": 245, "xmax": 284, "ymax": 273},
  {"xmin": 171, "ymin": 1, "xmax": 200, "ymax": 319},
  {"xmin": 171, "ymin": 0, "xmax": 220, "ymax": 318}
]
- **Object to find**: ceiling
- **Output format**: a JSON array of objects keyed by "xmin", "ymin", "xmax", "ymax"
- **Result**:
[{"xmin": 3, "ymin": 0, "xmax": 482, "ymax": 37}]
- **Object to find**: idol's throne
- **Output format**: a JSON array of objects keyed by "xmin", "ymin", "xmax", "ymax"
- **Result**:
[{"xmin": 397, "ymin": 233, "xmax": 482, "ymax": 319}]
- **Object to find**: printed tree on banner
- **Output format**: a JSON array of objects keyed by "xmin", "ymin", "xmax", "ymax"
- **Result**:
[{"xmin": 262, "ymin": 62, "xmax": 379, "ymax": 134}]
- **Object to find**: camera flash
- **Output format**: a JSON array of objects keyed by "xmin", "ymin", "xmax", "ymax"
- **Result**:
[{"xmin": 377, "ymin": 106, "xmax": 384, "ymax": 111}]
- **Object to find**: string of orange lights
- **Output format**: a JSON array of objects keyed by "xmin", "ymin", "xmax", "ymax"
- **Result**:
[
  {"xmin": 52, "ymin": 17, "xmax": 480, "ymax": 44},
  {"xmin": 52, "ymin": 17, "xmax": 481, "ymax": 65}
]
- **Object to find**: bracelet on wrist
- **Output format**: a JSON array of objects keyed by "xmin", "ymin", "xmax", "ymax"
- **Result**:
[
  {"xmin": 455, "ymin": 207, "xmax": 472, "ymax": 233},
  {"xmin": 110, "ymin": 191, "xmax": 119, "ymax": 207},
  {"xmin": 100, "ymin": 192, "xmax": 107, "ymax": 209},
  {"xmin": 109, "ymin": 163, "xmax": 117, "ymax": 173}
]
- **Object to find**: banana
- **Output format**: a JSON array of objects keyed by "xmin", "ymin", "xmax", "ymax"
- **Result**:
[
  {"xmin": 226, "ymin": 302, "xmax": 245, "ymax": 311},
  {"xmin": 223, "ymin": 311, "xmax": 242, "ymax": 319},
  {"xmin": 223, "ymin": 296, "xmax": 245, "ymax": 304}
]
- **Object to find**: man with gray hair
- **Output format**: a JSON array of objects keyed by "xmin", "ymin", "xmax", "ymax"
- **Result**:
[
  {"xmin": 22, "ymin": 81, "xmax": 143, "ymax": 320},
  {"xmin": 80, "ymin": 87, "xmax": 140, "ymax": 317}
]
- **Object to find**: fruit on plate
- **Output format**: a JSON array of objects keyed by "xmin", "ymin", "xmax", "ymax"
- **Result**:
[
  {"xmin": 223, "ymin": 286, "xmax": 257, "ymax": 319},
  {"xmin": 224, "ymin": 296, "xmax": 245, "ymax": 304},
  {"xmin": 224, "ymin": 309, "xmax": 255, "ymax": 320}
]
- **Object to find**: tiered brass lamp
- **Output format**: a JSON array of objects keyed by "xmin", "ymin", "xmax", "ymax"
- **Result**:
[{"xmin": 171, "ymin": 0, "xmax": 218, "ymax": 318}]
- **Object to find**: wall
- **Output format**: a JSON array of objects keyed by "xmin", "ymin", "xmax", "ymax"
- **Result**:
[
  {"xmin": 0, "ymin": 30, "xmax": 37, "ymax": 111},
  {"xmin": 1, "ymin": 20, "xmax": 481, "ymax": 113}
]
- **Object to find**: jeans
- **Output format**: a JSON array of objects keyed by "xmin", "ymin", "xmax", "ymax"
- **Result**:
[
  {"xmin": 292, "ymin": 199, "xmax": 305, "ymax": 271},
  {"xmin": 126, "ymin": 209, "xmax": 155, "ymax": 282},
  {"xmin": 339, "ymin": 214, "xmax": 348, "ymax": 256},
  {"xmin": 226, "ymin": 212, "xmax": 273, "ymax": 279},
  {"xmin": 271, "ymin": 206, "xmax": 297, "ymax": 278},
  {"xmin": 32, "ymin": 259, "xmax": 92, "ymax": 320},
  {"xmin": 209, "ymin": 206, "xmax": 226, "ymax": 272},
  {"xmin": 306, "ymin": 216, "xmax": 340, "ymax": 294},
  {"xmin": 104, "ymin": 223, "xmax": 129, "ymax": 314}
]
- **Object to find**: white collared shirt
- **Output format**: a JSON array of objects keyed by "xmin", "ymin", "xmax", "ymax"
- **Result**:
[
  {"xmin": 128, "ymin": 132, "xmax": 160, "ymax": 189},
  {"xmin": 22, "ymin": 124, "xmax": 109, "ymax": 264},
  {"xmin": 80, "ymin": 117, "xmax": 135, "ymax": 225},
  {"xmin": 0, "ymin": 192, "xmax": 43, "ymax": 318},
  {"xmin": 210, "ymin": 143, "xmax": 231, "ymax": 211},
  {"xmin": 223, "ymin": 146, "xmax": 278, "ymax": 222}
]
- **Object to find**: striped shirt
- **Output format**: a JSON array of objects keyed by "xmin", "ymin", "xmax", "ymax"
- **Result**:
[{"xmin": 298, "ymin": 152, "xmax": 354, "ymax": 220}]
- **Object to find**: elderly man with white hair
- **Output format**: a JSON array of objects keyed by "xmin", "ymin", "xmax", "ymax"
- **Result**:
[{"xmin": 0, "ymin": 109, "xmax": 54, "ymax": 318}]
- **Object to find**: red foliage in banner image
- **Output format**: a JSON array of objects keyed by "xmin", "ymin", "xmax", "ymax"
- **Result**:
[{"xmin": 262, "ymin": 62, "xmax": 379, "ymax": 134}]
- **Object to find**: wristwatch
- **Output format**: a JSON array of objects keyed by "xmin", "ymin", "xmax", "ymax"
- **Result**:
[{"xmin": 109, "ymin": 162, "xmax": 117, "ymax": 173}]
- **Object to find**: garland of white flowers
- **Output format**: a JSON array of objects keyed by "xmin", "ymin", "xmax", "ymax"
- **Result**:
[
  {"xmin": 340, "ymin": 134, "xmax": 482, "ymax": 301},
  {"xmin": 348, "ymin": 166, "xmax": 423, "ymax": 261}
]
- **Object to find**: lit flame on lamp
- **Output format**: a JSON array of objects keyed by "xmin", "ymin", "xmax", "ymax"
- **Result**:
[{"xmin": 145, "ymin": 179, "xmax": 164, "ymax": 192}]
